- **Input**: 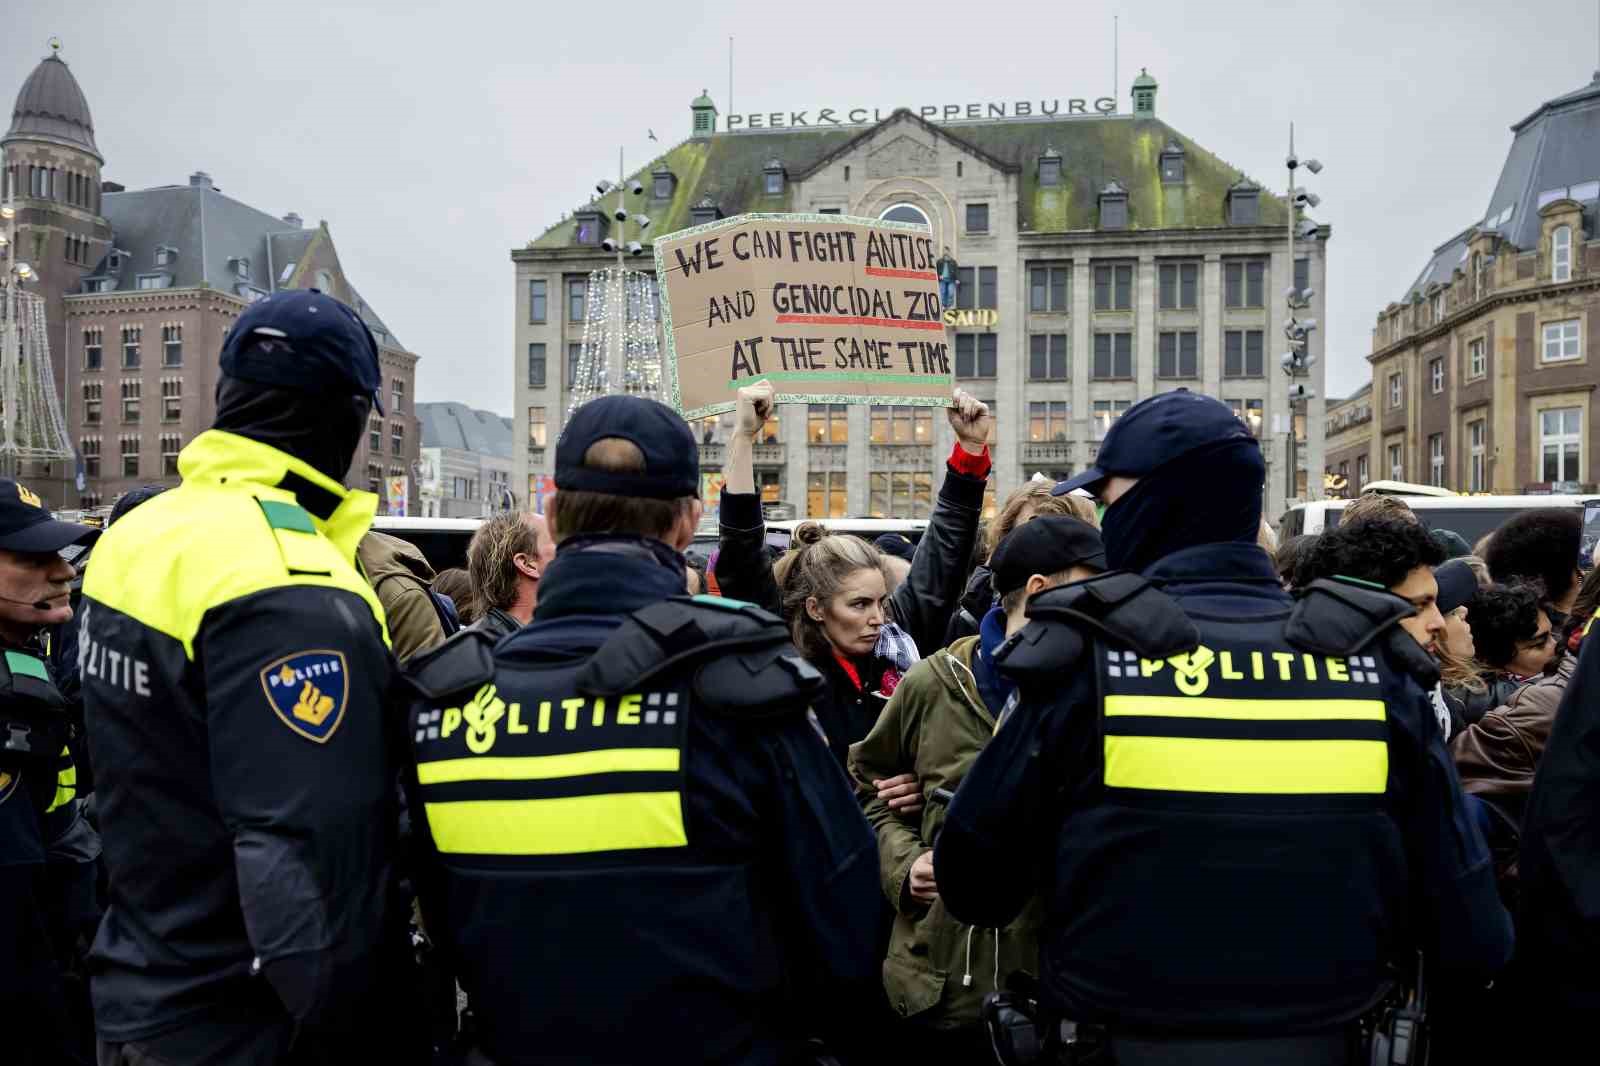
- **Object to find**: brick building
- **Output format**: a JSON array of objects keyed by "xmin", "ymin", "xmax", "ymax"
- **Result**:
[
  {"xmin": 513, "ymin": 72, "xmax": 1330, "ymax": 520},
  {"xmin": 1357, "ymin": 73, "xmax": 1600, "ymax": 496},
  {"xmin": 2, "ymin": 44, "xmax": 421, "ymax": 510},
  {"xmin": 1323, "ymin": 383, "xmax": 1373, "ymax": 498}
]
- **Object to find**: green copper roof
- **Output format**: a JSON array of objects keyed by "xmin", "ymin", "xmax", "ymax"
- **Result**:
[
  {"xmin": 691, "ymin": 89, "xmax": 716, "ymax": 109},
  {"xmin": 1132, "ymin": 68, "xmax": 1158, "ymax": 89},
  {"xmin": 527, "ymin": 110, "xmax": 1284, "ymax": 250}
]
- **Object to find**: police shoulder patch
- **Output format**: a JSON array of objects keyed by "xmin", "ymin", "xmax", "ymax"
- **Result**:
[
  {"xmin": 0, "ymin": 768, "xmax": 17, "ymax": 806},
  {"xmin": 259, "ymin": 650, "xmax": 350, "ymax": 743}
]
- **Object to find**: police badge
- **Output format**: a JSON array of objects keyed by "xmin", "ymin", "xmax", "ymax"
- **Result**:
[{"xmin": 259, "ymin": 650, "xmax": 350, "ymax": 743}]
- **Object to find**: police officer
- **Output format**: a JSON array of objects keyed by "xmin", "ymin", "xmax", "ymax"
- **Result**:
[
  {"xmin": 81, "ymin": 289, "xmax": 423, "ymax": 1065},
  {"xmin": 934, "ymin": 390, "xmax": 1512, "ymax": 1065},
  {"xmin": 0, "ymin": 481, "xmax": 99, "ymax": 1065},
  {"xmin": 401, "ymin": 395, "xmax": 882, "ymax": 1065}
]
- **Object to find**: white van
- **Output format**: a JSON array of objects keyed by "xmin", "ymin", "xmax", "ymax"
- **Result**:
[
  {"xmin": 763, "ymin": 518, "xmax": 929, "ymax": 552},
  {"xmin": 372, "ymin": 516, "xmax": 482, "ymax": 573},
  {"xmin": 1279, "ymin": 492, "xmax": 1590, "ymax": 549}
]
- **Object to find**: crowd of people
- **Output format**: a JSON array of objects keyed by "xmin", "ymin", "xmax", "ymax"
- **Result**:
[{"xmin": 5, "ymin": 286, "xmax": 1600, "ymax": 1065}]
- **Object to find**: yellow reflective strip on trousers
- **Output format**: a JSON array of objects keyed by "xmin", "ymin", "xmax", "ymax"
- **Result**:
[
  {"xmin": 425, "ymin": 792, "xmax": 687, "ymax": 855},
  {"xmin": 417, "ymin": 747, "xmax": 681, "ymax": 785},
  {"xmin": 1104, "ymin": 736, "xmax": 1388, "ymax": 794},
  {"xmin": 1105, "ymin": 695, "xmax": 1387, "ymax": 721}
]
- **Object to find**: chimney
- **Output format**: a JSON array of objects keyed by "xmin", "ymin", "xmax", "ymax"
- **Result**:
[
  {"xmin": 189, "ymin": 171, "xmax": 214, "ymax": 189},
  {"xmin": 283, "ymin": 212, "xmax": 303, "ymax": 228},
  {"xmin": 100, "ymin": 180, "xmax": 125, "ymax": 194}
]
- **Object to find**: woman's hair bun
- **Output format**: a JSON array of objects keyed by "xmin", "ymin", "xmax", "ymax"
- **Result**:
[{"xmin": 792, "ymin": 520, "xmax": 829, "ymax": 547}]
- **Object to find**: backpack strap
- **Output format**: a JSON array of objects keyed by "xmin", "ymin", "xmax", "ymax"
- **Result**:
[
  {"xmin": 996, "ymin": 571, "xmax": 1199, "ymax": 680},
  {"xmin": 1287, "ymin": 577, "xmax": 1439, "ymax": 686}
]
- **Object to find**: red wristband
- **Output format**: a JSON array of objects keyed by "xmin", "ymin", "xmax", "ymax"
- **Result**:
[{"xmin": 947, "ymin": 443, "xmax": 991, "ymax": 479}]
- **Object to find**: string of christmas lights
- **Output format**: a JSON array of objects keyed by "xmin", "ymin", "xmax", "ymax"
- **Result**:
[{"xmin": 568, "ymin": 267, "xmax": 664, "ymax": 417}]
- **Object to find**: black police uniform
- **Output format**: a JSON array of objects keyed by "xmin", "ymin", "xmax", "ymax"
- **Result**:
[
  {"xmin": 399, "ymin": 396, "xmax": 882, "ymax": 1066},
  {"xmin": 934, "ymin": 392, "xmax": 1512, "ymax": 1064},
  {"xmin": 80, "ymin": 290, "xmax": 422, "ymax": 1065},
  {"xmin": 0, "ymin": 482, "xmax": 101, "ymax": 1065}
]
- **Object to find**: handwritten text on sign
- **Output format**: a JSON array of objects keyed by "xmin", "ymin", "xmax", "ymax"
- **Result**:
[{"xmin": 655, "ymin": 214, "xmax": 953, "ymax": 419}]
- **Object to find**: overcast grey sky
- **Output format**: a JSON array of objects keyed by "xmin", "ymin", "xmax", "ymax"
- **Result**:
[{"xmin": 10, "ymin": 0, "xmax": 1600, "ymax": 415}]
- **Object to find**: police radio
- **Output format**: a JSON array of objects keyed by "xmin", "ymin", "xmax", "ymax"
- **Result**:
[{"xmin": 1368, "ymin": 953, "xmax": 1429, "ymax": 1066}]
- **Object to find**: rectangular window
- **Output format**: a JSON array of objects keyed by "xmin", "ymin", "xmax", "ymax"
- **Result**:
[
  {"xmin": 867, "ymin": 472, "xmax": 933, "ymax": 519},
  {"xmin": 528, "ymin": 407, "xmax": 547, "ymax": 447},
  {"xmin": 369, "ymin": 417, "xmax": 382, "ymax": 452},
  {"xmin": 161, "ymin": 379, "xmax": 181, "ymax": 422},
  {"xmin": 1429, "ymin": 433, "xmax": 1445, "ymax": 488},
  {"xmin": 1468, "ymin": 419, "xmax": 1486, "ymax": 492},
  {"xmin": 391, "ymin": 422, "xmax": 404, "ymax": 456},
  {"xmin": 120, "ymin": 380, "xmax": 140, "ymax": 423},
  {"xmin": 80, "ymin": 438, "xmax": 100, "ymax": 478},
  {"xmin": 764, "ymin": 171, "xmax": 782, "ymax": 195},
  {"xmin": 1388, "ymin": 372, "xmax": 1403, "ymax": 409},
  {"xmin": 1223, "ymin": 330, "xmax": 1264, "ymax": 378},
  {"xmin": 956, "ymin": 266, "xmax": 974, "ymax": 310},
  {"xmin": 1357, "ymin": 454, "xmax": 1369, "ymax": 487},
  {"xmin": 567, "ymin": 343, "xmax": 583, "ymax": 386},
  {"xmin": 1029, "ymin": 266, "xmax": 1070, "ymax": 312},
  {"xmin": 1541, "ymin": 407, "xmax": 1583, "ymax": 483},
  {"xmin": 83, "ymin": 328, "xmax": 102, "ymax": 371},
  {"xmin": 1028, "ymin": 334, "xmax": 1069, "ymax": 380},
  {"xmin": 966, "ymin": 203, "xmax": 989, "ymax": 233},
  {"xmin": 392, "ymin": 378, "xmax": 404, "ymax": 414},
  {"xmin": 1091, "ymin": 332, "xmax": 1133, "ymax": 379},
  {"xmin": 1093, "ymin": 264, "xmax": 1133, "ymax": 311},
  {"xmin": 161, "ymin": 324, "xmax": 182, "ymax": 367},
  {"xmin": 977, "ymin": 267, "xmax": 997, "ymax": 310},
  {"xmin": 807, "ymin": 471, "xmax": 849, "ymax": 518},
  {"xmin": 121, "ymin": 436, "xmax": 139, "ymax": 478},
  {"xmin": 369, "ymin": 464, "xmax": 383, "ymax": 497},
  {"xmin": 1028, "ymin": 401, "xmax": 1071, "ymax": 442},
  {"xmin": 1468, "ymin": 337, "xmax": 1486, "ymax": 379},
  {"xmin": 121, "ymin": 325, "xmax": 141, "ymax": 369},
  {"xmin": 1157, "ymin": 331, "xmax": 1199, "ymax": 378},
  {"xmin": 568, "ymin": 279, "xmax": 586, "ymax": 323},
  {"xmin": 1092, "ymin": 399, "xmax": 1131, "ymax": 440},
  {"xmin": 1389, "ymin": 442, "xmax": 1404, "ymax": 481},
  {"xmin": 1429, "ymin": 357, "xmax": 1444, "ymax": 395},
  {"xmin": 83, "ymin": 382, "xmax": 102, "ymax": 426},
  {"xmin": 869, "ymin": 406, "xmax": 932, "ymax": 444},
  {"xmin": 807, "ymin": 404, "xmax": 849, "ymax": 444},
  {"xmin": 954, "ymin": 334, "xmax": 997, "ymax": 378},
  {"xmin": 1542, "ymin": 319, "xmax": 1581, "ymax": 362},
  {"xmin": 1158, "ymin": 262, "xmax": 1199, "ymax": 310},
  {"xmin": 161, "ymin": 434, "xmax": 181, "ymax": 477},
  {"xmin": 1553, "ymin": 226, "xmax": 1573, "ymax": 283},
  {"xmin": 527, "ymin": 343, "xmax": 547, "ymax": 388},
  {"xmin": 1224, "ymin": 260, "xmax": 1266, "ymax": 308},
  {"xmin": 1227, "ymin": 398, "xmax": 1264, "ymax": 436},
  {"xmin": 1294, "ymin": 257, "xmax": 1310, "ymax": 297}
]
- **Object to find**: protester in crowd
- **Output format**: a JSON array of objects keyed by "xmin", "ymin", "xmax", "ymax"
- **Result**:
[
  {"xmin": 399, "ymin": 395, "xmax": 880, "ymax": 1065},
  {"xmin": 1434, "ymin": 559, "xmax": 1490, "ymax": 732},
  {"xmin": 80, "ymin": 288, "xmax": 423, "ymax": 1064},
  {"xmin": 1432, "ymin": 527, "xmax": 1473, "ymax": 560},
  {"xmin": 1273, "ymin": 533, "xmax": 1318, "ymax": 591},
  {"xmin": 850, "ymin": 516, "xmax": 1104, "ymax": 1062},
  {"xmin": 934, "ymin": 391, "xmax": 1509, "ymax": 1063},
  {"xmin": 1299, "ymin": 516, "xmax": 1448, "ymax": 658},
  {"xmin": 1467, "ymin": 580, "xmax": 1559, "ymax": 684},
  {"xmin": 683, "ymin": 550, "xmax": 709, "ymax": 595},
  {"xmin": 463, "ymin": 512, "xmax": 553, "ymax": 641},
  {"xmin": 0, "ymin": 481, "xmax": 100, "ymax": 1064},
  {"xmin": 359, "ymin": 528, "xmax": 454, "ymax": 659},
  {"xmin": 944, "ymin": 481, "xmax": 1078, "ymax": 645},
  {"xmin": 716, "ymin": 381, "xmax": 991, "ymax": 660},
  {"xmin": 1340, "ymin": 492, "xmax": 1419, "ymax": 526},
  {"xmin": 874, "ymin": 533, "xmax": 915, "ymax": 594},
  {"xmin": 431, "ymin": 566, "xmax": 475, "ymax": 626},
  {"xmin": 1485, "ymin": 508, "xmax": 1583, "ymax": 627}
]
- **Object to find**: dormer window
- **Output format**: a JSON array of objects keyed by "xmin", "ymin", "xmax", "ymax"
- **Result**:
[
  {"xmin": 1226, "ymin": 179, "xmax": 1260, "ymax": 226},
  {"xmin": 231, "ymin": 257, "xmax": 250, "ymax": 279},
  {"xmin": 573, "ymin": 207, "xmax": 606, "ymax": 245},
  {"xmin": 1160, "ymin": 140, "xmax": 1186, "ymax": 184},
  {"xmin": 690, "ymin": 198, "xmax": 723, "ymax": 226},
  {"xmin": 107, "ymin": 251, "xmax": 121, "ymax": 271},
  {"xmin": 1038, "ymin": 147, "xmax": 1062, "ymax": 188},
  {"xmin": 652, "ymin": 164, "xmax": 677, "ymax": 201},
  {"xmin": 763, "ymin": 159, "xmax": 786, "ymax": 196},
  {"xmin": 155, "ymin": 245, "xmax": 177, "ymax": 267},
  {"xmin": 1098, "ymin": 181, "xmax": 1128, "ymax": 230}
]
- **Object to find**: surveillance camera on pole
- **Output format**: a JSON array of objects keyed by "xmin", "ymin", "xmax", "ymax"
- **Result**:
[
  {"xmin": 595, "ymin": 180, "xmax": 612, "ymax": 196},
  {"xmin": 1288, "ymin": 383, "xmax": 1316, "ymax": 401},
  {"xmin": 601, "ymin": 237, "xmax": 619, "ymax": 253},
  {"xmin": 1296, "ymin": 219, "xmax": 1320, "ymax": 240}
]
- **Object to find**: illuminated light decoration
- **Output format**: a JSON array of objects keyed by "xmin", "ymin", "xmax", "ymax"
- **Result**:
[{"xmin": 568, "ymin": 268, "xmax": 664, "ymax": 416}]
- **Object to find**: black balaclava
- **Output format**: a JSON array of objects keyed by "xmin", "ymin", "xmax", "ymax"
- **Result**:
[
  {"xmin": 213, "ymin": 374, "xmax": 370, "ymax": 484},
  {"xmin": 1101, "ymin": 438, "xmax": 1265, "ymax": 575}
]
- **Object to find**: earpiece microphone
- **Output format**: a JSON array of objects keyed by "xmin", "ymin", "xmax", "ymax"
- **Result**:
[{"xmin": 0, "ymin": 594, "xmax": 61, "ymax": 611}]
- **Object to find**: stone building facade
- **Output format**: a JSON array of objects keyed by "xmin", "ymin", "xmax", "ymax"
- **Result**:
[
  {"xmin": 417, "ymin": 401, "xmax": 513, "ymax": 518},
  {"xmin": 513, "ymin": 73, "xmax": 1329, "ymax": 520},
  {"xmin": 1354, "ymin": 74, "xmax": 1600, "ymax": 497},
  {"xmin": 1323, "ymin": 383, "xmax": 1373, "ymax": 498}
]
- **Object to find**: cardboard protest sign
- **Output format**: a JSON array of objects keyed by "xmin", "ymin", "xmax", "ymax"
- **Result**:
[{"xmin": 655, "ymin": 213, "xmax": 953, "ymax": 420}]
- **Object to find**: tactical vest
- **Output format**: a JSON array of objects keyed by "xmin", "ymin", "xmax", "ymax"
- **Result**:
[
  {"xmin": 403, "ymin": 595, "xmax": 824, "ymax": 1065},
  {"xmin": 0, "ymin": 646, "xmax": 77, "ymax": 853},
  {"xmin": 1002, "ymin": 573, "xmax": 1427, "ymax": 1033}
]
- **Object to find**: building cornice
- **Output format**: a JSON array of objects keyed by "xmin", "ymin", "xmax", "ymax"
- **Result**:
[
  {"xmin": 1367, "ymin": 272, "xmax": 1600, "ymax": 364},
  {"xmin": 62, "ymin": 286, "xmax": 242, "ymax": 315}
]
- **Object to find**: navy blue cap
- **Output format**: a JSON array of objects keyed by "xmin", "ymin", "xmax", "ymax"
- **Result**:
[
  {"xmin": 219, "ymin": 289, "xmax": 385, "ymax": 414},
  {"xmin": 0, "ymin": 479, "xmax": 97, "ymax": 553},
  {"xmin": 1434, "ymin": 558, "xmax": 1479, "ymax": 615},
  {"xmin": 1055, "ymin": 388, "xmax": 1254, "ymax": 497},
  {"xmin": 555, "ymin": 395, "xmax": 699, "ymax": 500}
]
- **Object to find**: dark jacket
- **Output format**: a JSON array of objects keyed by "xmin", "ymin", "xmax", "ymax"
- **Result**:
[
  {"xmin": 713, "ymin": 450, "xmax": 989, "ymax": 659},
  {"xmin": 401, "ymin": 537, "xmax": 882, "ymax": 1066},
  {"xmin": 1454, "ymin": 653, "xmax": 1574, "ymax": 825},
  {"xmin": 80, "ymin": 431, "xmax": 414, "ymax": 1057},
  {"xmin": 942, "ymin": 565, "xmax": 993, "ymax": 647},
  {"xmin": 1445, "ymin": 674, "xmax": 1521, "ymax": 728},
  {"xmin": 935, "ymin": 544, "xmax": 1512, "ymax": 1036},
  {"xmin": 358, "ymin": 530, "xmax": 449, "ymax": 662},
  {"xmin": 464, "ymin": 605, "xmax": 521, "ymax": 642}
]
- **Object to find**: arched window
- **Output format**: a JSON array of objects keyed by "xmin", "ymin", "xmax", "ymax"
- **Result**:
[
  {"xmin": 315, "ymin": 270, "xmax": 336, "ymax": 294},
  {"xmin": 1552, "ymin": 225, "xmax": 1572, "ymax": 283},
  {"xmin": 879, "ymin": 202, "xmax": 931, "ymax": 229}
]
